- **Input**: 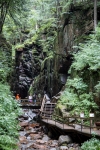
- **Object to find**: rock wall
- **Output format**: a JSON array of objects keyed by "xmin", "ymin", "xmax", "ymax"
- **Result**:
[
  {"xmin": 52, "ymin": 4, "xmax": 94, "ymax": 95},
  {"xmin": 11, "ymin": 2, "xmax": 100, "ymax": 100},
  {"xmin": 11, "ymin": 44, "xmax": 42, "ymax": 98}
]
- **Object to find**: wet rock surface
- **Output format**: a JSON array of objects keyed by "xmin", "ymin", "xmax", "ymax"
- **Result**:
[
  {"xmin": 18, "ymin": 109, "xmax": 81, "ymax": 150},
  {"xmin": 11, "ymin": 44, "xmax": 42, "ymax": 99}
]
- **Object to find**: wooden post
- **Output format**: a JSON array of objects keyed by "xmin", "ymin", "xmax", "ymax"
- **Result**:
[
  {"xmin": 90, "ymin": 118, "xmax": 91, "ymax": 134},
  {"xmin": 55, "ymin": 115, "xmax": 56, "ymax": 126},
  {"xmin": 80, "ymin": 112, "xmax": 84, "ymax": 132},
  {"xmin": 40, "ymin": 95, "xmax": 46, "ymax": 112},
  {"xmin": 68, "ymin": 117, "xmax": 69, "ymax": 126},
  {"xmin": 89, "ymin": 113, "xmax": 95, "ymax": 134},
  {"xmin": 63, "ymin": 116, "xmax": 64, "ymax": 129}
]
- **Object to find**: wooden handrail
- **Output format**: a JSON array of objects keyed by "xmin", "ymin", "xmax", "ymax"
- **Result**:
[
  {"xmin": 40, "ymin": 101, "xmax": 99, "ymax": 134},
  {"xmin": 42, "ymin": 113, "xmax": 99, "ymax": 134}
]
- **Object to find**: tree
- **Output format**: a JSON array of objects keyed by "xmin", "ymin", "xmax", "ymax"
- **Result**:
[
  {"xmin": 94, "ymin": 0, "xmax": 97, "ymax": 31},
  {"xmin": 0, "ymin": 0, "xmax": 27, "ymax": 33}
]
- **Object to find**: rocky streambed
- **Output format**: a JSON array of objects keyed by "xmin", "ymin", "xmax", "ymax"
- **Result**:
[{"xmin": 18, "ymin": 109, "xmax": 81, "ymax": 150}]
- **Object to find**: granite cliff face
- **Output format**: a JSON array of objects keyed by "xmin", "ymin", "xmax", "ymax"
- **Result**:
[
  {"xmin": 11, "ymin": 2, "xmax": 100, "ymax": 107},
  {"xmin": 51, "ymin": 4, "xmax": 94, "ymax": 96},
  {"xmin": 11, "ymin": 44, "xmax": 42, "ymax": 98}
]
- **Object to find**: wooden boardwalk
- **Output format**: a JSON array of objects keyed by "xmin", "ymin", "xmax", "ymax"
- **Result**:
[
  {"xmin": 20, "ymin": 97, "xmax": 100, "ymax": 138},
  {"xmin": 42, "ymin": 118, "xmax": 100, "ymax": 137},
  {"xmin": 39, "ymin": 100, "xmax": 100, "ymax": 138},
  {"xmin": 39, "ymin": 98, "xmax": 100, "ymax": 138},
  {"xmin": 19, "ymin": 99, "xmax": 41, "ymax": 109}
]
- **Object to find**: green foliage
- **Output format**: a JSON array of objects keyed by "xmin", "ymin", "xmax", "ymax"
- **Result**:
[
  {"xmin": 72, "ymin": 44, "xmax": 100, "ymax": 72},
  {"xmin": 0, "ymin": 0, "xmax": 28, "ymax": 33},
  {"xmin": 60, "ymin": 0, "xmax": 93, "ymax": 17},
  {"xmin": 0, "ymin": 48, "xmax": 11, "ymax": 83},
  {"xmin": 41, "ymin": 51, "xmax": 53, "ymax": 70},
  {"xmin": 60, "ymin": 78, "xmax": 98, "ymax": 116},
  {"xmin": 95, "ymin": 81, "xmax": 100, "ymax": 94},
  {"xmin": 0, "ymin": 83, "xmax": 22, "ymax": 150},
  {"xmin": 81, "ymin": 138, "xmax": 100, "ymax": 150},
  {"xmin": 28, "ymin": 85, "xmax": 33, "ymax": 95},
  {"xmin": 38, "ymin": 20, "xmax": 57, "ymax": 70},
  {"xmin": 60, "ymin": 26, "xmax": 100, "ymax": 117},
  {"xmin": 0, "ymin": 34, "xmax": 21, "ymax": 150},
  {"xmin": 66, "ymin": 78, "xmax": 88, "ymax": 93}
]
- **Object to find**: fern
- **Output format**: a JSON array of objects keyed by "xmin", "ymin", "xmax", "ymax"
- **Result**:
[
  {"xmin": 0, "ymin": 83, "xmax": 22, "ymax": 150},
  {"xmin": 59, "ymin": 26, "xmax": 100, "ymax": 117},
  {"xmin": 81, "ymin": 138, "xmax": 100, "ymax": 150}
]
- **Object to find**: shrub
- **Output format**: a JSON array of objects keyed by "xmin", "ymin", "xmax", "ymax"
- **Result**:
[
  {"xmin": 0, "ymin": 83, "xmax": 22, "ymax": 150},
  {"xmin": 81, "ymin": 138, "xmax": 100, "ymax": 150}
]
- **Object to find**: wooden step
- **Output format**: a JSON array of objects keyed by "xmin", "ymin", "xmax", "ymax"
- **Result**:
[{"xmin": 41, "ymin": 103, "xmax": 56, "ymax": 119}]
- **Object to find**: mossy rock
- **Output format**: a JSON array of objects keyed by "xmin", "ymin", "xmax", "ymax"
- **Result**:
[{"xmin": 55, "ymin": 103, "xmax": 66, "ymax": 117}]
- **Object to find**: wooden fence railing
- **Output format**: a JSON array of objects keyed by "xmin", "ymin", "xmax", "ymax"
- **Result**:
[{"xmin": 42, "ymin": 113, "xmax": 100, "ymax": 134}]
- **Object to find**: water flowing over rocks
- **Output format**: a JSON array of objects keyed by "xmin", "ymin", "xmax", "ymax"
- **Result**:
[{"xmin": 18, "ymin": 109, "xmax": 81, "ymax": 150}]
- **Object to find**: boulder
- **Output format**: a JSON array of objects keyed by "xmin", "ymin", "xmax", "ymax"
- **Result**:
[
  {"xmin": 36, "ymin": 139, "xmax": 46, "ymax": 144},
  {"xmin": 50, "ymin": 140, "xmax": 58, "ymax": 147},
  {"xmin": 31, "ymin": 143, "xmax": 46, "ymax": 149},
  {"xmin": 30, "ymin": 133, "xmax": 42, "ymax": 140},
  {"xmin": 19, "ymin": 136, "xmax": 27, "ymax": 144},
  {"xmin": 19, "ymin": 121, "xmax": 28, "ymax": 127},
  {"xmin": 42, "ymin": 135, "xmax": 50, "ymax": 142},
  {"xmin": 59, "ymin": 146, "xmax": 68, "ymax": 150},
  {"xmin": 29, "ymin": 123, "xmax": 40, "ymax": 128},
  {"xmin": 25, "ymin": 130, "xmax": 37, "ymax": 137},
  {"xmin": 50, "ymin": 148, "xmax": 57, "ymax": 150},
  {"xmin": 26, "ymin": 142, "xmax": 35, "ymax": 149},
  {"xmin": 58, "ymin": 135, "xmax": 72, "ymax": 146}
]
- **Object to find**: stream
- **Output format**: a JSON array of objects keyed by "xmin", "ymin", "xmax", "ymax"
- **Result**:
[{"xmin": 18, "ymin": 108, "xmax": 81, "ymax": 150}]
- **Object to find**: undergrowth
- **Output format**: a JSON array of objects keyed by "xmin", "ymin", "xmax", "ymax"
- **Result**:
[
  {"xmin": 81, "ymin": 138, "xmax": 100, "ymax": 150},
  {"xmin": 59, "ymin": 26, "xmax": 100, "ymax": 117},
  {"xmin": 0, "ymin": 83, "xmax": 22, "ymax": 150}
]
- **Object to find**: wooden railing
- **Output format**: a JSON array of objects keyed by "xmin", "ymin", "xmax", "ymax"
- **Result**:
[
  {"xmin": 20, "ymin": 99, "xmax": 41, "ymax": 106},
  {"xmin": 40, "ymin": 103, "xmax": 56, "ymax": 118},
  {"xmin": 42, "ymin": 113, "xmax": 100, "ymax": 135}
]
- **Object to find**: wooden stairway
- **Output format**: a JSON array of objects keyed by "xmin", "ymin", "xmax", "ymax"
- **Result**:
[{"xmin": 41, "ymin": 103, "xmax": 56, "ymax": 119}]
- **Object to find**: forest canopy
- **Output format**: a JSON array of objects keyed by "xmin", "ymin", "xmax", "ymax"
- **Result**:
[{"xmin": 0, "ymin": 0, "xmax": 27, "ymax": 33}]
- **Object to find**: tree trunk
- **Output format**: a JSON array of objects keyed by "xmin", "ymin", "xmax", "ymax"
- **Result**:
[
  {"xmin": 0, "ymin": 2, "xmax": 10, "ymax": 34},
  {"xmin": 94, "ymin": 0, "xmax": 97, "ymax": 31},
  {"xmin": 0, "ymin": 20, "xmax": 3, "ymax": 33}
]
